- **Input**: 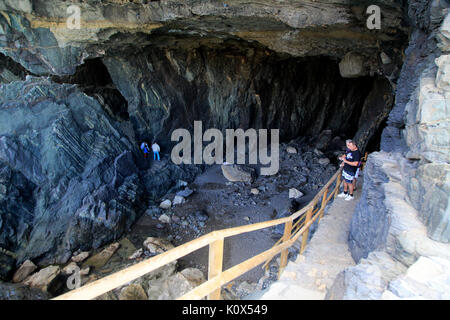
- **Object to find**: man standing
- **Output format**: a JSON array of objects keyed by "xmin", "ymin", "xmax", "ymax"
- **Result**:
[
  {"xmin": 337, "ymin": 140, "xmax": 361, "ymax": 201},
  {"xmin": 152, "ymin": 142, "xmax": 161, "ymax": 161}
]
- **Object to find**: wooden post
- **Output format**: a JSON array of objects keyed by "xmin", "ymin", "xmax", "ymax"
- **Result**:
[
  {"xmin": 208, "ymin": 238, "xmax": 224, "ymax": 300},
  {"xmin": 278, "ymin": 220, "xmax": 293, "ymax": 279},
  {"xmin": 318, "ymin": 188, "xmax": 328, "ymax": 222},
  {"xmin": 334, "ymin": 173, "xmax": 341, "ymax": 199},
  {"xmin": 300, "ymin": 207, "xmax": 313, "ymax": 254}
]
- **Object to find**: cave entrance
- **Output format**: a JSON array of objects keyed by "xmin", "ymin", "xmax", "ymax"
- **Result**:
[
  {"xmin": 119, "ymin": 43, "xmax": 395, "ymax": 157},
  {"xmin": 52, "ymin": 58, "xmax": 129, "ymax": 121}
]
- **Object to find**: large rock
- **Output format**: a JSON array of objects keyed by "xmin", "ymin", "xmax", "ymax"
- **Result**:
[
  {"xmin": 159, "ymin": 200, "xmax": 172, "ymax": 210},
  {"xmin": 13, "ymin": 260, "xmax": 37, "ymax": 283},
  {"xmin": 119, "ymin": 284, "xmax": 148, "ymax": 300},
  {"xmin": 288, "ymin": 188, "xmax": 304, "ymax": 199},
  {"xmin": 147, "ymin": 268, "xmax": 206, "ymax": 300},
  {"xmin": 23, "ymin": 265, "xmax": 60, "ymax": 292},
  {"xmin": 83, "ymin": 243, "xmax": 120, "ymax": 270},
  {"xmin": 326, "ymin": 251, "xmax": 407, "ymax": 300},
  {"xmin": 221, "ymin": 164, "xmax": 256, "ymax": 183},
  {"xmin": 71, "ymin": 252, "xmax": 90, "ymax": 263},
  {"xmin": 143, "ymin": 237, "xmax": 175, "ymax": 255},
  {"xmin": 339, "ymin": 52, "xmax": 367, "ymax": 78}
]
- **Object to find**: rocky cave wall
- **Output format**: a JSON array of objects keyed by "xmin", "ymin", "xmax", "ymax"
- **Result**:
[
  {"xmin": 0, "ymin": 0, "xmax": 411, "ymax": 279},
  {"xmin": 328, "ymin": 0, "xmax": 450, "ymax": 300}
]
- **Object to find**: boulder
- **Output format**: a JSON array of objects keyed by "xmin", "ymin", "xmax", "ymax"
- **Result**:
[
  {"xmin": 380, "ymin": 52, "xmax": 392, "ymax": 64},
  {"xmin": 119, "ymin": 284, "xmax": 148, "ymax": 300},
  {"xmin": 176, "ymin": 188, "xmax": 194, "ymax": 198},
  {"xmin": 158, "ymin": 214, "xmax": 171, "ymax": 224},
  {"xmin": 221, "ymin": 164, "xmax": 256, "ymax": 183},
  {"xmin": 71, "ymin": 251, "xmax": 90, "ymax": 263},
  {"xmin": 286, "ymin": 146, "xmax": 297, "ymax": 154},
  {"xmin": 339, "ymin": 52, "xmax": 367, "ymax": 78},
  {"xmin": 12, "ymin": 260, "xmax": 37, "ymax": 283},
  {"xmin": 83, "ymin": 242, "xmax": 120, "ymax": 269},
  {"xmin": 173, "ymin": 195, "xmax": 186, "ymax": 206},
  {"xmin": 143, "ymin": 237, "xmax": 175, "ymax": 255},
  {"xmin": 251, "ymin": 188, "xmax": 260, "ymax": 195},
  {"xmin": 159, "ymin": 199, "xmax": 172, "ymax": 210},
  {"xmin": 147, "ymin": 268, "xmax": 206, "ymax": 300},
  {"xmin": 23, "ymin": 265, "xmax": 60, "ymax": 292},
  {"xmin": 318, "ymin": 158, "xmax": 330, "ymax": 166},
  {"xmin": 289, "ymin": 188, "xmax": 304, "ymax": 199}
]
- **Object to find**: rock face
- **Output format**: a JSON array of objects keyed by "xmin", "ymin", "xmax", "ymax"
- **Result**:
[
  {"xmin": 0, "ymin": 0, "xmax": 407, "ymax": 150},
  {"xmin": 0, "ymin": 77, "xmax": 144, "ymax": 268},
  {"xmin": 331, "ymin": 1, "xmax": 450, "ymax": 299},
  {"xmin": 0, "ymin": 75, "xmax": 200, "ymax": 270}
]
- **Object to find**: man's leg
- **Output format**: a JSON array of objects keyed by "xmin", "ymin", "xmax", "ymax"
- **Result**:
[
  {"xmin": 157, "ymin": 152, "xmax": 160, "ymax": 161},
  {"xmin": 348, "ymin": 182, "xmax": 354, "ymax": 196}
]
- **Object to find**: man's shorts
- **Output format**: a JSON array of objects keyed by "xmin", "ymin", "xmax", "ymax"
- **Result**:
[{"xmin": 342, "ymin": 170, "xmax": 355, "ymax": 184}]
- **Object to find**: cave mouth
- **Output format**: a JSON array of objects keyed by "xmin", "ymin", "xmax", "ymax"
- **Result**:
[
  {"xmin": 112, "ymin": 41, "xmax": 395, "ymax": 155},
  {"xmin": 52, "ymin": 58, "xmax": 129, "ymax": 121}
]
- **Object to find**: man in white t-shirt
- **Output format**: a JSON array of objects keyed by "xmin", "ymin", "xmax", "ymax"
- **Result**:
[{"xmin": 152, "ymin": 142, "xmax": 160, "ymax": 161}]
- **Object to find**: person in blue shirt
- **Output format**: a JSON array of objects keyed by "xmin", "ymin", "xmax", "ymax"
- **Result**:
[{"xmin": 140, "ymin": 142, "xmax": 150, "ymax": 158}]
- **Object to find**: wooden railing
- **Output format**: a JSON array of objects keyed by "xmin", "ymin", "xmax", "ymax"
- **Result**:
[{"xmin": 53, "ymin": 169, "xmax": 342, "ymax": 300}]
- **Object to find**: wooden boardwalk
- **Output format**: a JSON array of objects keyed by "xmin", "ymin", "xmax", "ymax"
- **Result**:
[{"xmin": 252, "ymin": 176, "xmax": 363, "ymax": 300}]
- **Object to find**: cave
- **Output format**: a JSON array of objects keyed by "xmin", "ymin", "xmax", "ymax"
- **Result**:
[
  {"xmin": 99, "ymin": 40, "xmax": 395, "ymax": 154},
  {"xmin": 52, "ymin": 58, "xmax": 130, "ymax": 121}
]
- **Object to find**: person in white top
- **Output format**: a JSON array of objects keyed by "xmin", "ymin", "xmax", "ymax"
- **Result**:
[{"xmin": 151, "ymin": 142, "xmax": 160, "ymax": 161}]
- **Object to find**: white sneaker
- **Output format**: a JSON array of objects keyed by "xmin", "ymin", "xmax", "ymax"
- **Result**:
[
  {"xmin": 345, "ymin": 194, "xmax": 354, "ymax": 201},
  {"xmin": 337, "ymin": 192, "xmax": 347, "ymax": 198}
]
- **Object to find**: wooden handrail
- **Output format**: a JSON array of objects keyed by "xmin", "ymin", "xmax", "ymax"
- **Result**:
[{"xmin": 53, "ymin": 169, "xmax": 342, "ymax": 300}]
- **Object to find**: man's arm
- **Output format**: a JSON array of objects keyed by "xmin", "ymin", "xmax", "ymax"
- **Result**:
[{"xmin": 342, "ymin": 158, "xmax": 359, "ymax": 166}]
